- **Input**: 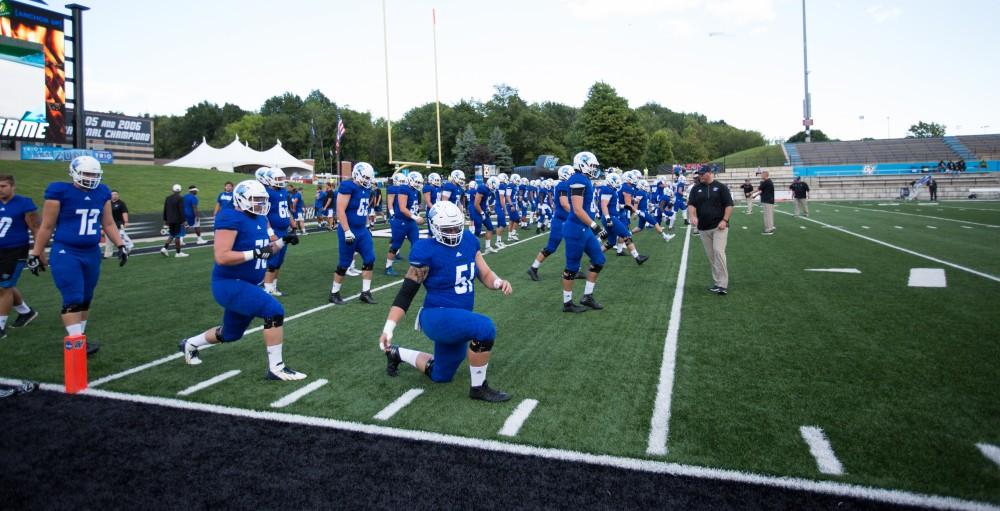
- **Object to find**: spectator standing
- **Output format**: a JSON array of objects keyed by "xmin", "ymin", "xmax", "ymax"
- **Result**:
[
  {"xmin": 751, "ymin": 170, "xmax": 775, "ymax": 235},
  {"xmin": 161, "ymin": 184, "xmax": 188, "ymax": 257},
  {"xmin": 789, "ymin": 177, "xmax": 810, "ymax": 217},
  {"xmin": 104, "ymin": 190, "xmax": 134, "ymax": 257},
  {"xmin": 740, "ymin": 178, "xmax": 754, "ymax": 214},
  {"xmin": 928, "ymin": 176, "xmax": 938, "ymax": 202},
  {"xmin": 687, "ymin": 168, "xmax": 734, "ymax": 295},
  {"xmin": 213, "ymin": 181, "xmax": 234, "ymax": 216}
]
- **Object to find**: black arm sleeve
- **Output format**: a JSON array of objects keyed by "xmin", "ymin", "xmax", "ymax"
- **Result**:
[
  {"xmin": 570, "ymin": 187, "xmax": 585, "ymax": 196},
  {"xmin": 391, "ymin": 278, "xmax": 421, "ymax": 312}
]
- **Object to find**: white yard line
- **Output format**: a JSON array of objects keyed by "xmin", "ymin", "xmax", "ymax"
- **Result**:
[
  {"xmin": 88, "ymin": 231, "xmax": 548, "ymax": 389},
  {"xmin": 800, "ymin": 426, "xmax": 845, "ymax": 475},
  {"xmin": 2, "ymin": 378, "xmax": 994, "ymax": 511},
  {"xmin": 177, "ymin": 370, "xmax": 241, "ymax": 396},
  {"xmin": 976, "ymin": 443, "xmax": 1000, "ymax": 469},
  {"xmin": 270, "ymin": 378, "xmax": 328, "ymax": 408},
  {"xmin": 646, "ymin": 225, "xmax": 693, "ymax": 456},
  {"xmin": 374, "ymin": 388, "xmax": 424, "ymax": 420},
  {"xmin": 776, "ymin": 211, "xmax": 1000, "ymax": 283},
  {"xmin": 498, "ymin": 399, "xmax": 539, "ymax": 437},
  {"xmin": 804, "ymin": 268, "xmax": 861, "ymax": 274},
  {"xmin": 845, "ymin": 206, "xmax": 1000, "ymax": 228}
]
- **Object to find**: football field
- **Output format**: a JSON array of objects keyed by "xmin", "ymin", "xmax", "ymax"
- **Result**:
[{"xmin": 2, "ymin": 201, "xmax": 998, "ymax": 509}]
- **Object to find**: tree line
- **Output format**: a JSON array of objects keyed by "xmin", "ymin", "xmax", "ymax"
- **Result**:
[{"xmin": 153, "ymin": 82, "xmax": 767, "ymax": 174}]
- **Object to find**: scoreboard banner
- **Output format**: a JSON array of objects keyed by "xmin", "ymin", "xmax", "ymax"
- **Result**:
[
  {"xmin": 21, "ymin": 144, "xmax": 113, "ymax": 164},
  {"xmin": 66, "ymin": 110, "xmax": 153, "ymax": 145}
]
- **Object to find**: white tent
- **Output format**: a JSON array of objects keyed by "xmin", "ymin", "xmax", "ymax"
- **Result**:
[{"xmin": 166, "ymin": 136, "xmax": 313, "ymax": 172}]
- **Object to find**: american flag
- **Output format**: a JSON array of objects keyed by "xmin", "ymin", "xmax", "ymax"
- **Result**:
[{"xmin": 335, "ymin": 112, "xmax": 346, "ymax": 155}]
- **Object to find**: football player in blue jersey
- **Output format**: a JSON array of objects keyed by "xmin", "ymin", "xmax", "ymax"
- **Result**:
[
  {"xmin": 380, "ymin": 200, "xmax": 512, "ymax": 402},
  {"xmin": 213, "ymin": 181, "xmax": 235, "ymax": 216},
  {"xmin": 385, "ymin": 172, "xmax": 425, "ymax": 276},
  {"xmin": 634, "ymin": 178, "xmax": 675, "ymax": 241},
  {"xmin": 330, "ymin": 162, "xmax": 378, "ymax": 305},
  {"xmin": 183, "ymin": 185, "xmax": 206, "ymax": 245},
  {"xmin": 493, "ymin": 173, "xmax": 509, "ymax": 248},
  {"xmin": 27, "ymin": 156, "xmax": 128, "ymax": 355},
  {"xmin": 599, "ymin": 173, "xmax": 649, "ymax": 265},
  {"xmin": 422, "ymin": 172, "xmax": 440, "ymax": 211},
  {"xmin": 179, "ymin": 180, "xmax": 305, "ymax": 381},
  {"xmin": 504, "ymin": 173, "xmax": 521, "ymax": 242},
  {"xmin": 257, "ymin": 168, "xmax": 298, "ymax": 297},
  {"xmin": 560, "ymin": 153, "xmax": 608, "ymax": 312},
  {"xmin": 288, "ymin": 184, "xmax": 306, "ymax": 236},
  {"xmin": 527, "ymin": 166, "xmax": 573, "ymax": 281},
  {"xmin": 471, "ymin": 176, "xmax": 499, "ymax": 254},
  {"xmin": 439, "ymin": 169, "xmax": 465, "ymax": 206},
  {"xmin": 0, "ymin": 175, "xmax": 40, "ymax": 338},
  {"xmin": 674, "ymin": 173, "xmax": 689, "ymax": 225},
  {"xmin": 313, "ymin": 184, "xmax": 328, "ymax": 228}
]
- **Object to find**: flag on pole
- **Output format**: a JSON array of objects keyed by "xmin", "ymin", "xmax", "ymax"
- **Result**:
[{"xmin": 335, "ymin": 112, "xmax": 346, "ymax": 155}]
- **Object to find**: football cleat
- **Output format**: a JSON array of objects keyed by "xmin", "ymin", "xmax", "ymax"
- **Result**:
[
  {"xmin": 715, "ymin": 287, "xmax": 728, "ymax": 296},
  {"xmin": 469, "ymin": 380, "xmax": 511, "ymax": 402},
  {"xmin": 580, "ymin": 294, "xmax": 604, "ymax": 310},
  {"xmin": 562, "ymin": 301, "xmax": 587, "ymax": 313},
  {"xmin": 635, "ymin": 255, "xmax": 649, "ymax": 265},
  {"xmin": 196, "ymin": 237, "xmax": 207, "ymax": 245},
  {"xmin": 616, "ymin": 251, "xmax": 628, "ymax": 257},
  {"xmin": 329, "ymin": 292, "xmax": 345, "ymax": 305},
  {"xmin": 708, "ymin": 286, "xmax": 721, "ymax": 293},
  {"xmin": 535, "ymin": 227, "xmax": 541, "ymax": 234},
  {"xmin": 86, "ymin": 341, "xmax": 100, "ymax": 356},
  {"xmin": 385, "ymin": 344, "xmax": 401, "ymax": 377},
  {"xmin": 11, "ymin": 309, "xmax": 38, "ymax": 328},
  {"xmin": 346, "ymin": 267, "xmax": 362, "ymax": 277},
  {"xmin": 160, "ymin": 247, "xmax": 169, "ymax": 257},
  {"xmin": 483, "ymin": 246, "xmax": 497, "ymax": 255},
  {"xmin": 266, "ymin": 363, "xmax": 307, "ymax": 381},
  {"xmin": 526, "ymin": 267, "xmax": 540, "ymax": 281},
  {"xmin": 175, "ymin": 252, "xmax": 190, "ymax": 258},
  {"xmin": 360, "ymin": 291, "xmax": 377, "ymax": 304},
  {"xmin": 178, "ymin": 339, "xmax": 202, "ymax": 366},
  {"xmin": 264, "ymin": 288, "xmax": 284, "ymax": 297},
  {"xmin": 384, "ymin": 267, "xmax": 399, "ymax": 276}
]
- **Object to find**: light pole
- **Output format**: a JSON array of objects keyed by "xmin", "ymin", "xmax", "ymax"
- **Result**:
[{"xmin": 801, "ymin": 0, "xmax": 812, "ymax": 142}]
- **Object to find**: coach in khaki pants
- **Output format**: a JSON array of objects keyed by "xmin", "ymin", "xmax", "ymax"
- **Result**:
[
  {"xmin": 688, "ymin": 168, "xmax": 734, "ymax": 295},
  {"xmin": 752, "ymin": 171, "xmax": 775, "ymax": 234}
]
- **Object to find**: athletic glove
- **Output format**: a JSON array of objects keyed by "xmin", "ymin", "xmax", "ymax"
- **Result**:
[
  {"xmin": 590, "ymin": 221, "xmax": 608, "ymax": 241},
  {"xmin": 253, "ymin": 246, "xmax": 274, "ymax": 260},
  {"xmin": 116, "ymin": 246, "xmax": 128, "ymax": 267},
  {"xmin": 344, "ymin": 230, "xmax": 355, "ymax": 245},
  {"xmin": 282, "ymin": 233, "xmax": 300, "ymax": 246},
  {"xmin": 26, "ymin": 254, "xmax": 45, "ymax": 276}
]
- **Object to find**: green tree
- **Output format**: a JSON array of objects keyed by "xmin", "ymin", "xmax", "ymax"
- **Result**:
[
  {"xmin": 906, "ymin": 121, "xmax": 946, "ymax": 139},
  {"xmin": 221, "ymin": 114, "xmax": 266, "ymax": 150},
  {"xmin": 488, "ymin": 126, "xmax": 514, "ymax": 172},
  {"xmin": 674, "ymin": 126, "xmax": 709, "ymax": 162},
  {"xmin": 786, "ymin": 130, "xmax": 832, "ymax": 143},
  {"xmin": 452, "ymin": 124, "xmax": 478, "ymax": 171},
  {"xmin": 644, "ymin": 129, "xmax": 674, "ymax": 170},
  {"xmin": 575, "ymin": 82, "xmax": 647, "ymax": 168}
]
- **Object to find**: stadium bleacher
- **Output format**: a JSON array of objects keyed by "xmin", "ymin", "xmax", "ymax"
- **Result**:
[
  {"xmin": 785, "ymin": 137, "xmax": 962, "ymax": 166},
  {"xmin": 956, "ymin": 134, "xmax": 1000, "ymax": 160}
]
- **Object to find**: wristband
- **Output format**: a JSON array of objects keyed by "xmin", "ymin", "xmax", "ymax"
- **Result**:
[
  {"xmin": 273, "ymin": 238, "xmax": 285, "ymax": 250},
  {"xmin": 242, "ymin": 250, "xmax": 254, "ymax": 261},
  {"xmin": 383, "ymin": 319, "xmax": 397, "ymax": 337},
  {"xmin": 590, "ymin": 222, "xmax": 597, "ymax": 230},
  {"xmin": 493, "ymin": 277, "xmax": 503, "ymax": 290},
  {"xmin": 267, "ymin": 227, "xmax": 275, "ymax": 238}
]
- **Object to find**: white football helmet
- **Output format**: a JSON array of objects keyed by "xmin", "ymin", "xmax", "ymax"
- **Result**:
[
  {"xmin": 409, "ymin": 173, "xmax": 425, "ymax": 189},
  {"xmin": 637, "ymin": 179, "xmax": 651, "ymax": 192},
  {"xmin": 557, "ymin": 165, "xmax": 573, "ymax": 181},
  {"xmin": 391, "ymin": 172, "xmax": 408, "ymax": 186},
  {"xmin": 510, "ymin": 173, "xmax": 521, "ymax": 185},
  {"xmin": 69, "ymin": 156, "xmax": 103, "ymax": 190},
  {"xmin": 256, "ymin": 166, "xmax": 286, "ymax": 188},
  {"xmin": 352, "ymin": 162, "xmax": 375, "ymax": 187},
  {"xmin": 573, "ymin": 151, "xmax": 600, "ymax": 177},
  {"xmin": 605, "ymin": 173, "xmax": 623, "ymax": 190},
  {"xmin": 486, "ymin": 176, "xmax": 500, "ymax": 191},
  {"xmin": 496, "ymin": 173, "xmax": 509, "ymax": 185},
  {"xmin": 233, "ymin": 179, "xmax": 271, "ymax": 216},
  {"xmin": 450, "ymin": 169, "xmax": 466, "ymax": 185},
  {"xmin": 622, "ymin": 171, "xmax": 637, "ymax": 185},
  {"xmin": 428, "ymin": 172, "xmax": 442, "ymax": 186},
  {"xmin": 428, "ymin": 201, "xmax": 465, "ymax": 247},
  {"xmin": 467, "ymin": 181, "xmax": 477, "ymax": 191}
]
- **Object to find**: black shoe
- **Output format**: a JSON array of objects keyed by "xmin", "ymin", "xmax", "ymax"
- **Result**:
[
  {"xmin": 360, "ymin": 291, "xmax": 377, "ymax": 304},
  {"xmin": 708, "ymin": 286, "xmax": 721, "ymax": 293},
  {"xmin": 526, "ymin": 267, "xmax": 540, "ymax": 281},
  {"xmin": 10, "ymin": 309, "xmax": 38, "ymax": 328},
  {"xmin": 385, "ymin": 344, "xmax": 401, "ymax": 377},
  {"xmin": 469, "ymin": 380, "xmax": 511, "ymax": 402},
  {"xmin": 563, "ymin": 301, "xmax": 587, "ymax": 313},
  {"xmin": 0, "ymin": 326, "xmax": 6, "ymax": 339},
  {"xmin": 635, "ymin": 254, "xmax": 649, "ymax": 265},
  {"xmin": 616, "ymin": 251, "xmax": 628, "ymax": 257},
  {"xmin": 684, "ymin": 219, "xmax": 690, "ymax": 225},
  {"xmin": 580, "ymin": 294, "xmax": 604, "ymax": 310},
  {"xmin": 329, "ymin": 292, "xmax": 344, "ymax": 305},
  {"xmin": 86, "ymin": 341, "xmax": 100, "ymax": 356},
  {"xmin": 715, "ymin": 287, "xmax": 728, "ymax": 295},
  {"xmin": 536, "ymin": 227, "xmax": 541, "ymax": 234}
]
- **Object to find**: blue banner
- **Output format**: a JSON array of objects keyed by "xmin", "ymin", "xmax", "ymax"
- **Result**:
[{"xmin": 20, "ymin": 145, "xmax": 113, "ymax": 164}]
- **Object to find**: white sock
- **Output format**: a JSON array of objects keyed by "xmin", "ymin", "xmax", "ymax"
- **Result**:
[
  {"xmin": 584, "ymin": 281, "xmax": 596, "ymax": 295},
  {"xmin": 81, "ymin": 320, "xmax": 87, "ymax": 333},
  {"xmin": 273, "ymin": 279, "xmax": 278, "ymax": 289},
  {"xmin": 386, "ymin": 258, "xmax": 393, "ymax": 269},
  {"xmin": 14, "ymin": 302, "xmax": 30, "ymax": 314},
  {"xmin": 264, "ymin": 282, "xmax": 276, "ymax": 292},
  {"xmin": 470, "ymin": 364, "xmax": 487, "ymax": 387},
  {"xmin": 362, "ymin": 279, "xmax": 372, "ymax": 292},
  {"xmin": 398, "ymin": 347, "xmax": 420, "ymax": 367},
  {"xmin": 331, "ymin": 281, "xmax": 342, "ymax": 293},
  {"xmin": 266, "ymin": 343, "xmax": 283, "ymax": 368},
  {"xmin": 531, "ymin": 259, "xmax": 540, "ymax": 269},
  {"xmin": 562, "ymin": 290, "xmax": 573, "ymax": 303},
  {"xmin": 0, "ymin": 316, "xmax": 7, "ymax": 329},
  {"xmin": 66, "ymin": 323, "xmax": 83, "ymax": 336},
  {"xmin": 485, "ymin": 239, "xmax": 492, "ymax": 248},
  {"xmin": 631, "ymin": 248, "xmax": 639, "ymax": 258},
  {"xmin": 187, "ymin": 332, "xmax": 211, "ymax": 348}
]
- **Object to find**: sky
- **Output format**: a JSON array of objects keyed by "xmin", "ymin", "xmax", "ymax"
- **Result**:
[{"xmin": 45, "ymin": 0, "xmax": 1000, "ymax": 143}]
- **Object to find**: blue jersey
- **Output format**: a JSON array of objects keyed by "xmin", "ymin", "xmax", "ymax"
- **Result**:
[
  {"xmin": 635, "ymin": 187, "xmax": 649, "ymax": 212},
  {"xmin": 266, "ymin": 187, "xmax": 291, "ymax": 231},
  {"xmin": 441, "ymin": 182, "xmax": 462, "ymax": 203},
  {"xmin": 423, "ymin": 184, "xmax": 440, "ymax": 206},
  {"xmin": 474, "ymin": 184, "xmax": 492, "ymax": 215},
  {"xmin": 675, "ymin": 180, "xmax": 687, "ymax": 197},
  {"xmin": 0, "ymin": 195, "xmax": 37, "ymax": 249},
  {"xmin": 212, "ymin": 208, "xmax": 270, "ymax": 284},
  {"xmin": 337, "ymin": 180, "xmax": 371, "ymax": 229},
  {"xmin": 289, "ymin": 192, "xmax": 303, "ymax": 213},
  {"xmin": 393, "ymin": 186, "xmax": 420, "ymax": 218},
  {"xmin": 183, "ymin": 193, "xmax": 199, "ymax": 217},
  {"xmin": 217, "ymin": 191, "xmax": 234, "ymax": 210},
  {"xmin": 553, "ymin": 181, "xmax": 570, "ymax": 220},
  {"xmin": 409, "ymin": 232, "xmax": 480, "ymax": 311},
  {"xmin": 598, "ymin": 185, "xmax": 620, "ymax": 218},
  {"xmin": 314, "ymin": 190, "xmax": 325, "ymax": 210},
  {"xmin": 566, "ymin": 173, "xmax": 594, "ymax": 226},
  {"xmin": 44, "ymin": 182, "xmax": 112, "ymax": 248}
]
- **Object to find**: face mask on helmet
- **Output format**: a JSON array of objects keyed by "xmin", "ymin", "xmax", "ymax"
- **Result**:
[
  {"xmin": 353, "ymin": 162, "xmax": 375, "ymax": 187},
  {"xmin": 233, "ymin": 180, "xmax": 271, "ymax": 216},
  {"xmin": 429, "ymin": 202, "xmax": 464, "ymax": 247},
  {"xmin": 69, "ymin": 156, "xmax": 103, "ymax": 190}
]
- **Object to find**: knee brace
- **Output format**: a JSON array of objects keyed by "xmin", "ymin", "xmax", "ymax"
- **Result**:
[
  {"xmin": 423, "ymin": 358, "xmax": 435, "ymax": 378},
  {"xmin": 263, "ymin": 315, "xmax": 284, "ymax": 329},
  {"xmin": 623, "ymin": 237, "xmax": 633, "ymax": 244},
  {"xmin": 61, "ymin": 303, "xmax": 86, "ymax": 314},
  {"xmin": 335, "ymin": 266, "xmax": 348, "ymax": 276},
  {"xmin": 361, "ymin": 262, "xmax": 374, "ymax": 272},
  {"xmin": 589, "ymin": 263, "xmax": 604, "ymax": 274},
  {"xmin": 215, "ymin": 326, "xmax": 242, "ymax": 343},
  {"xmin": 562, "ymin": 269, "xmax": 578, "ymax": 281},
  {"xmin": 541, "ymin": 247, "xmax": 553, "ymax": 257},
  {"xmin": 266, "ymin": 266, "xmax": 280, "ymax": 273},
  {"xmin": 603, "ymin": 239, "xmax": 615, "ymax": 250},
  {"xmin": 469, "ymin": 339, "xmax": 494, "ymax": 353}
]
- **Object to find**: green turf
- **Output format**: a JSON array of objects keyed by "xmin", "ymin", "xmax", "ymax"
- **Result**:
[
  {"xmin": 712, "ymin": 145, "xmax": 787, "ymax": 168},
  {"xmin": 1, "ymin": 161, "xmax": 242, "ymax": 214},
  {"xmin": 1, "ymin": 205, "xmax": 998, "ymax": 505}
]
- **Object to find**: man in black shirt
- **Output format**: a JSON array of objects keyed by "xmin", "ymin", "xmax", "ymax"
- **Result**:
[
  {"xmin": 104, "ymin": 190, "xmax": 134, "ymax": 257},
  {"xmin": 789, "ymin": 177, "xmax": 810, "ymax": 217},
  {"xmin": 740, "ymin": 179, "xmax": 754, "ymax": 215},
  {"xmin": 161, "ymin": 184, "xmax": 188, "ymax": 257},
  {"xmin": 687, "ymin": 168, "xmax": 734, "ymax": 295},
  {"xmin": 751, "ymin": 170, "xmax": 775, "ymax": 235},
  {"xmin": 928, "ymin": 176, "xmax": 938, "ymax": 201}
]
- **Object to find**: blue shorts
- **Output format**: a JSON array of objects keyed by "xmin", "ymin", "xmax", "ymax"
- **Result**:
[
  {"xmin": 390, "ymin": 217, "xmax": 420, "ymax": 252},
  {"xmin": 185, "ymin": 215, "xmax": 199, "ymax": 228},
  {"xmin": 542, "ymin": 216, "xmax": 565, "ymax": 255},
  {"xmin": 266, "ymin": 227, "xmax": 289, "ymax": 271},
  {"xmin": 637, "ymin": 211, "xmax": 657, "ymax": 230},
  {"xmin": 495, "ymin": 208, "xmax": 507, "ymax": 228},
  {"xmin": 507, "ymin": 206, "xmax": 520, "ymax": 222},
  {"xmin": 471, "ymin": 212, "xmax": 493, "ymax": 237},
  {"xmin": 562, "ymin": 222, "xmax": 606, "ymax": 273},
  {"xmin": 604, "ymin": 216, "xmax": 631, "ymax": 239},
  {"xmin": 211, "ymin": 278, "xmax": 284, "ymax": 342},
  {"xmin": 337, "ymin": 225, "xmax": 375, "ymax": 268},
  {"xmin": 418, "ymin": 306, "xmax": 496, "ymax": 383},
  {"xmin": 49, "ymin": 242, "xmax": 102, "ymax": 307},
  {"xmin": 0, "ymin": 261, "xmax": 25, "ymax": 289}
]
